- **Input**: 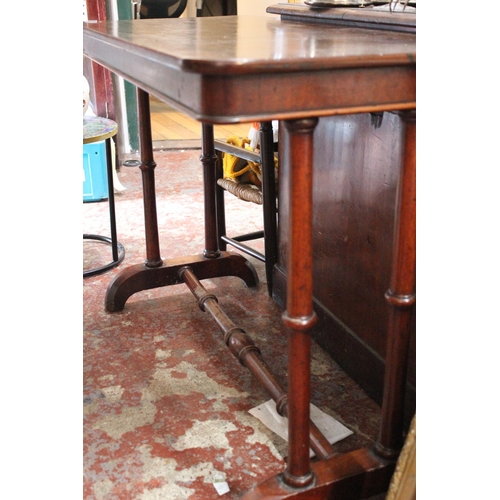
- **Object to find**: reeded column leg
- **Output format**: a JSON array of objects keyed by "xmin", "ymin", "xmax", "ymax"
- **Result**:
[
  {"xmin": 374, "ymin": 110, "xmax": 416, "ymax": 459},
  {"xmin": 282, "ymin": 118, "xmax": 318, "ymax": 488}
]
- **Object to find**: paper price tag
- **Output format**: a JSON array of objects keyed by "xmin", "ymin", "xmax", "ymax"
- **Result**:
[{"xmin": 213, "ymin": 474, "xmax": 230, "ymax": 496}]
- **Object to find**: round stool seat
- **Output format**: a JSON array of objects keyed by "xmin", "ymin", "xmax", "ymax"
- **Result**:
[
  {"xmin": 84, "ymin": 116, "xmax": 118, "ymax": 144},
  {"xmin": 83, "ymin": 116, "xmax": 125, "ymax": 278}
]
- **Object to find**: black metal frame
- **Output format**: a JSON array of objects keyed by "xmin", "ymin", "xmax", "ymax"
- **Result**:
[{"xmin": 84, "ymin": 137, "xmax": 125, "ymax": 278}]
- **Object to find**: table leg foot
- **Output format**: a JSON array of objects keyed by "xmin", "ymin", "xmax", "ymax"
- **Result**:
[
  {"xmin": 242, "ymin": 448, "xmax": 395, "ymax": 500},
  {"xmin": 105, "ymin": 251, "xmax": 258, "ymax": 312}
]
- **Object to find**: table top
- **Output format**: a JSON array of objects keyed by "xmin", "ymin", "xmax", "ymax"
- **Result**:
[
  {"xmin": 83, "ymin": 15, "xmax": 415, "ymax": 123},
  {"xmin": 83, "ymin": 116, "xmax": 118, "ymax": 144}
]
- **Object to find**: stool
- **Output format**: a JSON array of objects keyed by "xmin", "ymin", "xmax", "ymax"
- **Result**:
[{"xmin": 83, "ymin": 117, "xmax": 125, "ymax": 277}]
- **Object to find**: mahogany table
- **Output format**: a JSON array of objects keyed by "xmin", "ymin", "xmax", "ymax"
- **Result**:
[{"xmin": 84, "ymin": 12, "xmax": 415, "ymax": 499}]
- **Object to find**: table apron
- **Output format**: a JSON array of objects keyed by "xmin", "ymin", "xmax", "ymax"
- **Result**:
[{"xmin": 84, "ymin": 37, "xmax": 415, "ymax": 123}]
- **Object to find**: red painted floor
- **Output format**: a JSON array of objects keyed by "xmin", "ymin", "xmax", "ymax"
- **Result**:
[{"xmin": 83, "ymin": 149, "xmax": 382, "ymax": 499}]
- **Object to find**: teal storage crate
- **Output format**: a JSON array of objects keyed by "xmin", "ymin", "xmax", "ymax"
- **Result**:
[{"xmin": 83, "ymin": 140, "xmax": 108, "ymax": 202}]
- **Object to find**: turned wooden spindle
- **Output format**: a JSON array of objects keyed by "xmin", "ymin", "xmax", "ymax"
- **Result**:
[
  {"xmin": 281, "ymin": 118, "xmax": 319, "ymax": 488},
  {"xmin": 200, "ymin": 123, "xmax": 221, "ymax": 259},
  {"xmin": 374, "ymin": 110, "xmax": 416, "ymax": 459},
  {"xmin": 179, "ymin": 266, "xmax": 335, "ymax": 461},
  {"xmin": 137, "ymin": 88, "xmax": 163, "ymax": 268}
]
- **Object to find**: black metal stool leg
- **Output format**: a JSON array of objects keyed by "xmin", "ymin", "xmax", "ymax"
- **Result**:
[
  {"xmin": 105, "ymin": 137, "xmax": 120, "ymax": 263},
  {"xmin": 260, "ymin": 121, "xmax": 278, "ymax": 296},
  {"xmin": 83, "ymin": 137, "xmax": 125, "ymax": 278}
]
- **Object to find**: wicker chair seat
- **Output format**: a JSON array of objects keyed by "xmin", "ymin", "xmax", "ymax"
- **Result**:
[{"xmin": 216, "ymin": 178, "xmax": 263, "ymax": 205}]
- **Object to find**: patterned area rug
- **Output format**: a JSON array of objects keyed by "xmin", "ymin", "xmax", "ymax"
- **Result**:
[{"xmin": 83, "ymin": 149, "xmax": 381, "ymax": 499}]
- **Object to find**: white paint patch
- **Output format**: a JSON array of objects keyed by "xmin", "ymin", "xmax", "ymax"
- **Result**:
[
  {"xmin": 93, "ymin": 361, "xmax": 247, "ymax": 440},
  {"xmin": 179, "ymin": 463, "xmax": 228, "ymax": 485},
  {"xmin": 101, "ymin": 385, "xmax": 124, "ymax": 402},
  {"xmin": 144, "ymin": 361, "xmax": 248, "ymax": 402},
  {"xmin": 138, "ymin": 483, "xmax": 194, "ymax": 500},
  {"xmin": 138, "ymin": 445, "xmax": 231, "ymax": 499},
  {"xmin": 93, "ymin": 478, "xmax": 114, "ymax": 500},
  {"xmin": 235, "ymin": 411, "xmax": 285, "ymax": 463},
  {"xmin": 92, "ymin": 401, "xmax": 156, "ymax": 440},
  {"xmin": 172, "ymin": 419, "xmax": 237, "ymax": 451},
  {"xmin": 139, "ymin": 445, "xmax": 180, "ymax": 482},
  {"xmin": 155, "ymin": 349, "xmax": 170, "ymax": 360}
]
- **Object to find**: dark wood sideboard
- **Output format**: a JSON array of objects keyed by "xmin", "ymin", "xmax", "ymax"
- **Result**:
[
  {"xmin": 273, "ymin": 112, "xmax": 416, "ymax": 424},
  {"xmin": 269, "ymin": 3, "xmax": 416, "ymax": 429}
]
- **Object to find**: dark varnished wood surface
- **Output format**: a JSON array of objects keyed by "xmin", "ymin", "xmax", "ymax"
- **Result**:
[
  {"xmin": 83, "ymin": 14, "xmax": 416, "ymax": 498},
  {"xmin": 275, "ymin": 112, "xmax": 415, "ymax": 420},
  {"xmin": 83, "ymin": 15, "xmax": 415, "ymax": 122},
  {"xmin": 267, "ymin": 3, "xmax": 416, "ymax": 33},
  {"xmin": 243, "ymin": 448, "xmax": 395, "ymax": 500}
]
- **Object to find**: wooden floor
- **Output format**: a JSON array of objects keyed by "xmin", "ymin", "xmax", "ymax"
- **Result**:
[{"xmin": 150, "ymin": 96, "xmax": 252, "ymax": 149}]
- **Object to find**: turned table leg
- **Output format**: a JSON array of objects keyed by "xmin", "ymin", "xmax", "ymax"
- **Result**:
[
  {"xmin": 200, "ymin": 123, "xmax": 222, "ymax": 259},
  {"xmin": 281, "ymin": 118, "xmax": 319, "ymax": 488},
  {"xmin": 242, "ymin": 113, "xmax": 414, "ymax": 500},
  {"xmin": 374, "ymin": 110, "xmax": 416, "ymax": 458},
  {"xmin": 104, "ymin": 94, "xmax": 258, "ymax": 312},
  {"xmin": 137, "ymin": 87, "xmax": 163, "ymax": 268}
]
